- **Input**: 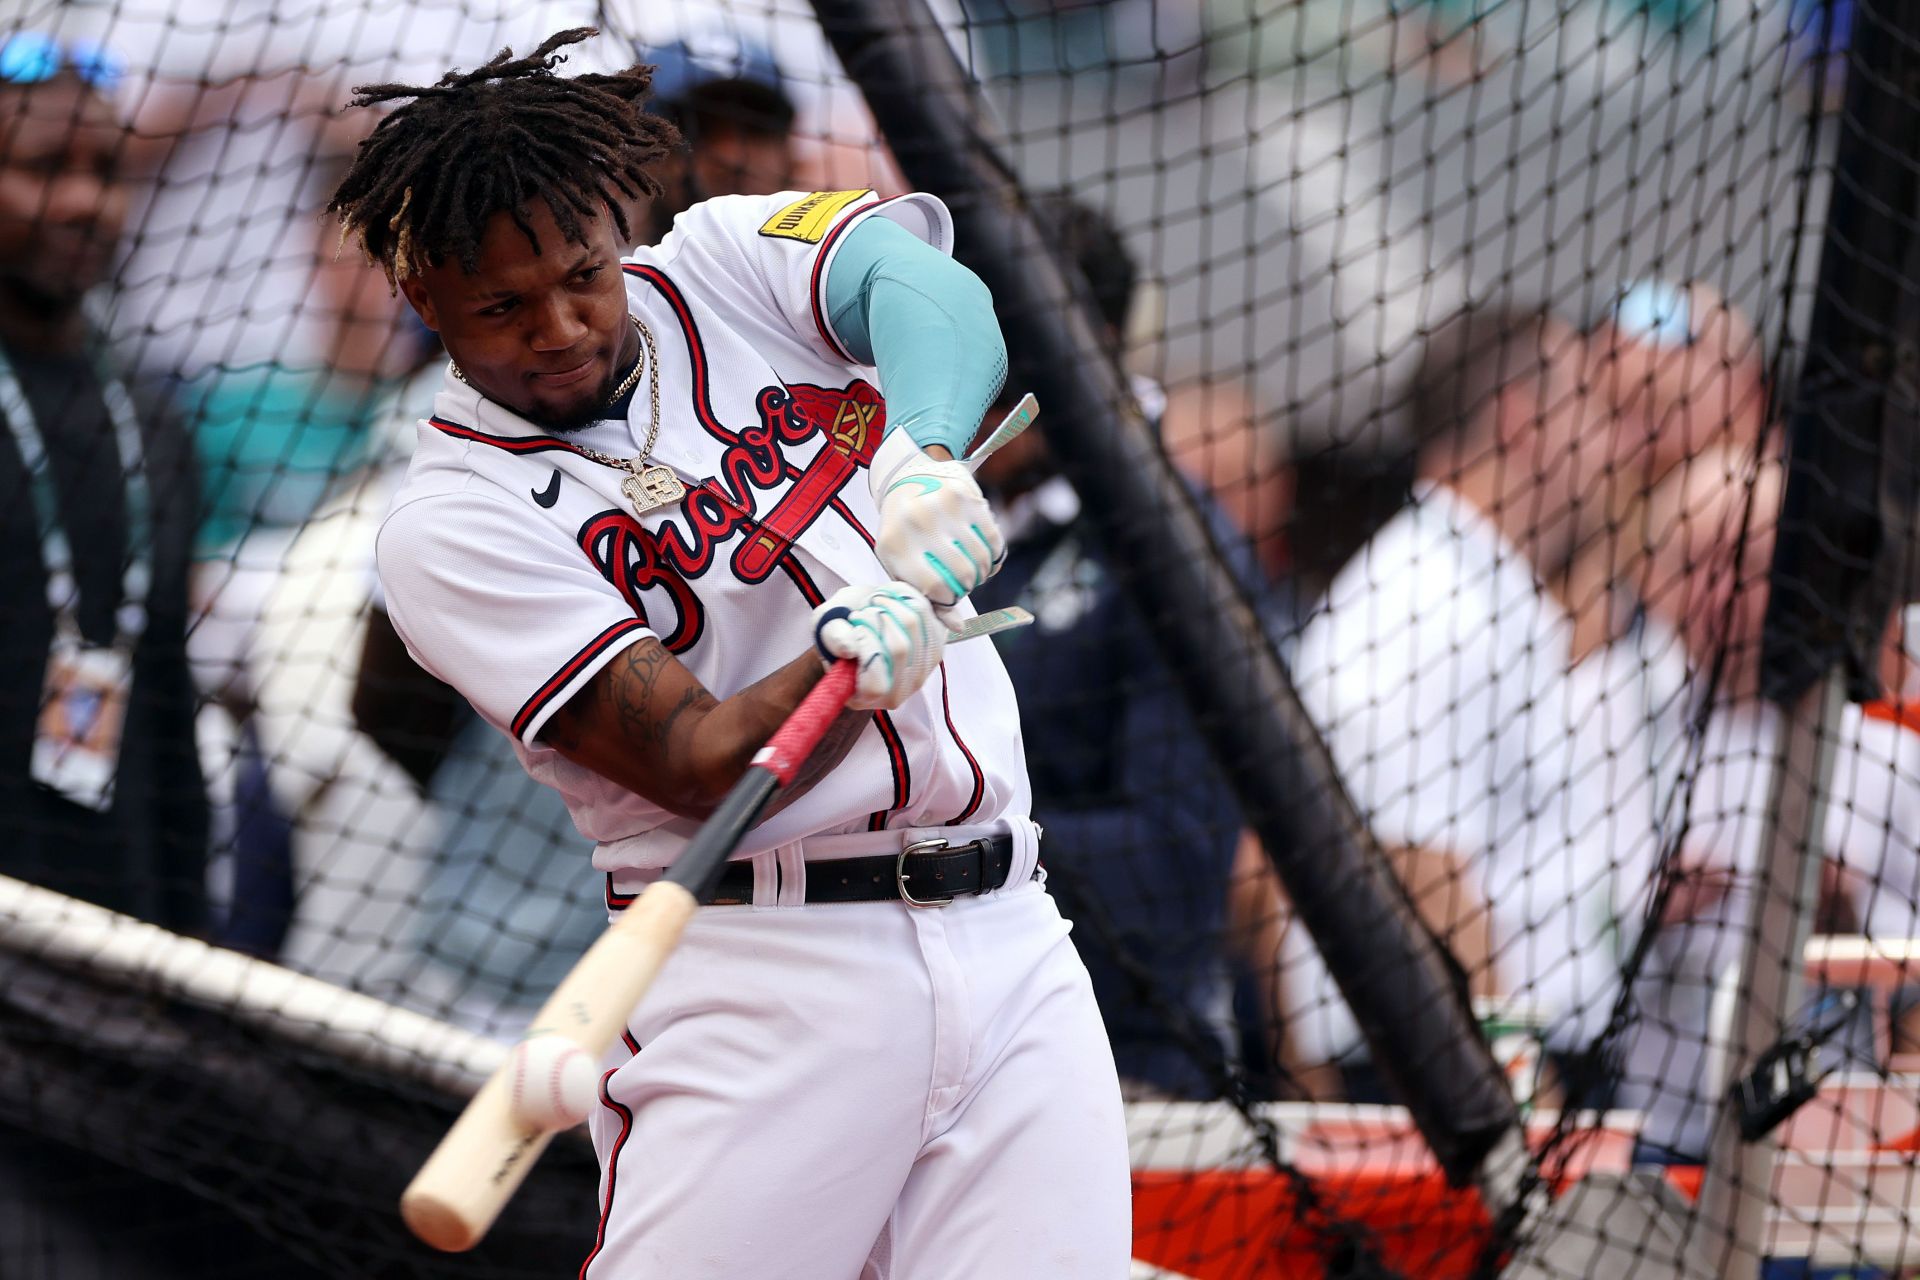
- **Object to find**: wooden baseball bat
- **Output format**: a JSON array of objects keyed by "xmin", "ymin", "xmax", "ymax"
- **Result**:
[
  {"xmin": 400, "ymin": 659, "xmax": 859, "ymax": 1252},
  {"xmin": 399, "ymin": 609, "xmax": 1031, "ymax": 1251}
]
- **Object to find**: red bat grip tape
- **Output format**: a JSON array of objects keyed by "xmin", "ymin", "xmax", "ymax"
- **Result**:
[{"xmin": 752, "ymin": 660, "xmax": 857, "ymax": 786}]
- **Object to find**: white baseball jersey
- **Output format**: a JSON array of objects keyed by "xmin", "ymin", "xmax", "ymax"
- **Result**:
[{"xmin": 377, "ymin": 190, "xmax": 1031, "ymax": 876}]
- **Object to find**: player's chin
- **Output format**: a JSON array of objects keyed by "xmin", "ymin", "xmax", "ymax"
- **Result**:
[
  {"xmin": 527, "ymin": 375, "xmax": 612, "ymax": 434},
  {"xmin": 533, "ymin": 398, "xmax": 605, "ymax": 434}
]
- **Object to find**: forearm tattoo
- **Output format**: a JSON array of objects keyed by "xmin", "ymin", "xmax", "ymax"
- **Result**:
[
  {"xmin": 608, "ymin": 641, "xmax": 716, "ymax": 751},
  {"xmin": 544, "ymin": 640, "xmax": 714, "ymax": 755},
  {"xmin": 547, "ymin": 643, "xmax": 863, "ymax": 811}
]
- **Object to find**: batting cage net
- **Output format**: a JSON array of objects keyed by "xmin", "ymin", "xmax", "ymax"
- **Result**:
[{"xmin": 0, "ymin": 0, "xmax": 1914, "ymax": 1276}]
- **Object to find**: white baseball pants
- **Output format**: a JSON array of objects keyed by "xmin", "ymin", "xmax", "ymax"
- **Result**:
[{"xmin": 580, "ymin": 855, "xmax": 1131, "ymax": 1279}]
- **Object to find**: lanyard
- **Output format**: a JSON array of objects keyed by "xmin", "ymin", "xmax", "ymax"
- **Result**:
[{"xmin": 0, "ymin": 338, "xmax": 150, "ymax": 651}]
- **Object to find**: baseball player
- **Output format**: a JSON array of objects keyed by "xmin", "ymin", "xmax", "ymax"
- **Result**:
[{"xmin": 326, "ymin": 28, "xmax": 1129, "ymax": 1279}]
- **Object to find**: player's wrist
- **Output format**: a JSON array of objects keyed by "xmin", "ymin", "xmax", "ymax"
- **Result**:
[{"xmin": 869, "ymin": 429, "xmax": 931, "ymax": 497}]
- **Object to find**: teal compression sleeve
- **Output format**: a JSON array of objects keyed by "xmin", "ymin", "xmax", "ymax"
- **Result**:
[{"xmin": 823, "ymin": 216, "xmax": 1007, "ymax": 458}]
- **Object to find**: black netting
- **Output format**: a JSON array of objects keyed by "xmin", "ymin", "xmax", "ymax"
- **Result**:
[{"xmin": 1, "ymin": 0, "xmax": 1916, "ymax": 1276}]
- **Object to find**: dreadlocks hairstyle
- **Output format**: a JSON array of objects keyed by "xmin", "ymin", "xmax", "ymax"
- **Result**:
[{"xmin": 327, "ymin": 27, "xmax": 680, "ymax": 286}]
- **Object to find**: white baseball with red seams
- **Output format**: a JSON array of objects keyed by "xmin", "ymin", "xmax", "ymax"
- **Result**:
[{"xmin": 506, "ymin": 1034, "xmax": 597, "ymax": 1131}]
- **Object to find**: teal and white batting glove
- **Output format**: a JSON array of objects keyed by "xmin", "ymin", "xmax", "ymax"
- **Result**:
[
  {"xmin": 811, "ymin": 582, "xmax": 947, "ymax": 711},
  {"xmin": 868, "ymin": 430, "xmax": 1007, "ymax": 620}
]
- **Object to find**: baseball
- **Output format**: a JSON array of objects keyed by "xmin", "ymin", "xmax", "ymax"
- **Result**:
[{"xmin": 505, "ymin": 1034, "xmax": 597, "ymax": 1131}]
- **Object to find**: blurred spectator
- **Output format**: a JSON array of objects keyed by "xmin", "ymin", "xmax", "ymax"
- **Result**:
[
  {"xmin": 1285, "ymin": 300, "xmax": 1662, "ymax": 1095},
  {"xmin": 102, "ymin": 37, "xmax": 436, "ymax": 967},
  {"xmin": 637, "ymin": 37, "xmax": 799, "ymax": 243},
  {"xmin": 0, "ymin": 36, "xmax": 326, "ymax": 1278},
  {"xmin": 617, "ymin": 12, "xmax": 904, "ymax": 196},
  {"xmin": 971, "ymin": 192, "xmax": 1277, "ymax": 1098},
  {"xmin": 0, "ymin": 39, "xmax": 204, "ymax": 931}
]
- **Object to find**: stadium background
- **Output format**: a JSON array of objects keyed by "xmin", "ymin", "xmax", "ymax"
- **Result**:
[{"xmin": 0, "ymin": 0, "xmax": 1912, "ymax": 1276}]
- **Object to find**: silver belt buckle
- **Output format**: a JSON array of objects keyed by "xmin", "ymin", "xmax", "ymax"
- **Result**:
[{"xmin": 897, "ymin": 837, "xmax": 955, "ymax": 908}]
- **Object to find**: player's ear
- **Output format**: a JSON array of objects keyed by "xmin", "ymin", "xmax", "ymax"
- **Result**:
[{"xmin": 398, "ymin": 275, "xmax": 440, "ymax": 332}]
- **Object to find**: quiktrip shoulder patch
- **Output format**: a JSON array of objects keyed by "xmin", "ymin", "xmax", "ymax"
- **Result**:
[{"xmin": 759, "ymin": 190, "xmax": 872, "ymax": 243}]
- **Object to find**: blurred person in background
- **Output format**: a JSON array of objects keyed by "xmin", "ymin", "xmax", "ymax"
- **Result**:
[
  {"xmin": 0, "ymin": 37, "xmax": 204, "ymax": 939},
  {"xmin": 1284, "ymin": 300, "xmax": 1666, "ymax": 1100},
  {"xmin": 174, "ymin": 185, "xmax": 428, "ymax": 710},
  {"xmin": 0, "ymin": 32, "xmax": 322, "ymax": 1277},
  {"xmin": 615, "ymin": 9, "xmax": 905, "ymax": 197},
  {"xmin": 970, "ymin": 192, "xmax": 1284, "ymax": 1099},
  {"xmin": 634, "ymin": 36, "xmax": 799, "ymax": 244},
  {"xmin": 100, "ymin": 13, "xmax": 500, "ymax": 966},
  {"xmin": 113, "ymin": 33, "xmax": 433, "ymax": 703}
]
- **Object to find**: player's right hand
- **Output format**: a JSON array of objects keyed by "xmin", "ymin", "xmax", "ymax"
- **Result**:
[
  {"xmin": 869, "ymin": 431, "xmax": 1006, "ymax": 620},
  {"xmin": 811, "ymin": 582, "xmax": 947, "ymax": 711}
]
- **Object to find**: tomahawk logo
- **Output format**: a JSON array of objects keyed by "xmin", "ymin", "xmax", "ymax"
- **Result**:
[{"xmin": 731, "ymin": 381, "xmax": 883, "ymax": 582}]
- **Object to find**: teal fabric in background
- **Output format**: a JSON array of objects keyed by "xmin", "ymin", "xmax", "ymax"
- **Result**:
[{"xmin": 182, "ymin": 366, "xmax": 392, "ymax": 555}]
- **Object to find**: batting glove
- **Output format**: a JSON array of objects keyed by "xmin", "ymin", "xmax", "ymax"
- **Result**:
[
  {"xmin": 812, "ymin": 582, "xmax": 947, "ymax": 711},
  {"xmin": 869, "ymin": 430, "xmax": 1006, "ymax": 619}
]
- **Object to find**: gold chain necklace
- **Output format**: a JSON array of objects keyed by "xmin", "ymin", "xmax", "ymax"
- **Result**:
[
  {"xmin": 562, "ymin": 315, "xmax": 685, "ymax": 516},
  {"xmin": 452, "ymin": 314, "xmax": 685, "ymax": 517}
]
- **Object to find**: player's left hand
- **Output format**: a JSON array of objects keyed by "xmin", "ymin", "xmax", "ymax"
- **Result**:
[
  {"xmin": 869, "ymin": 432, "xmax": 1006, "ymax": 619},
  {"xmin": 812, "ymin": 582, "xmax": 947, "ymax": 711}
]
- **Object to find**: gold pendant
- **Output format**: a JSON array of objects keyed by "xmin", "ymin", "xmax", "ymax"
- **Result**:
[{"xmin": 624, "ymin": 465, "xmax": 686, "ymax": 516}]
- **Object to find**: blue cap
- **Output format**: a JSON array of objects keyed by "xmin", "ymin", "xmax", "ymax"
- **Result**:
[
  {"xmin": 0, "ymin": 32, "xmax": 123, "ymax": 92},
  {"xmin": 1610, "ymin": 279, "xmax": 1697, "ymax": 348},
  {"xmin": 641, "ymin": 35, "xmax": 784, "ymax": 108}
]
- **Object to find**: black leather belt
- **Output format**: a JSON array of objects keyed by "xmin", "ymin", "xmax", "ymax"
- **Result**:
[{"xmin": 708, "ymin": 833, "xmax": 1016, "ymax": 907}]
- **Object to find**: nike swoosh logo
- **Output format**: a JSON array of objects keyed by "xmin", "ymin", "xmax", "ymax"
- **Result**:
[
  {"xmin": 886, "ymin": 476, "xmax": 942, "ymax": 497},
  {"xmin": 532, "ymin": 469, "xmax": 561, "ymax": 508}
]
